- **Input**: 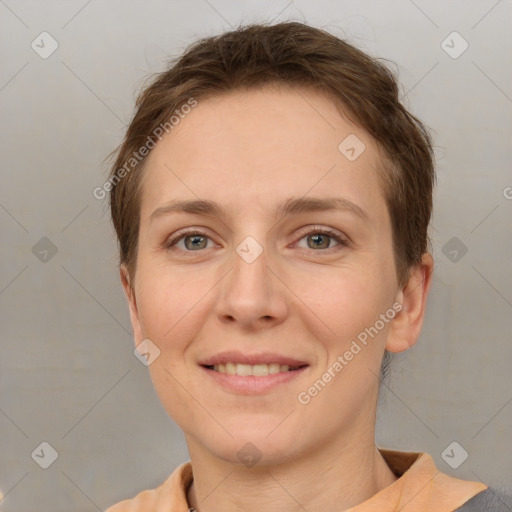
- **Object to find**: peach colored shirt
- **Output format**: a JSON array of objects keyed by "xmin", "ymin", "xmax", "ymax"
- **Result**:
[{"xmin": 105, "ymin": 449, "xmax": 487, "ymax": 512}]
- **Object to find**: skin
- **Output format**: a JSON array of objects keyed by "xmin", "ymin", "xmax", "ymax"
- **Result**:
[{"xmin": 121, "ymin": 85, "xmax": 434, "ymax": 512}]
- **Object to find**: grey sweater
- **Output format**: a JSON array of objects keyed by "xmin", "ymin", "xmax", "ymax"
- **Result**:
[{"xmin": 455, "ymin": 487, "xmax": 512, "ymax": 511}]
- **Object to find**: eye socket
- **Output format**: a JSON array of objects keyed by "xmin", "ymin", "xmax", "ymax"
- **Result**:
[
  {"xmin": 164, "ymin": 225, "xmax": 349, "ymax": 253},
  {"xmin": 293, "ymin": 225, "xmax": 348, "ymax": 251},
  {"xmin": 165, "ymin": 229, "xmax": 214, "ymax": 251}
]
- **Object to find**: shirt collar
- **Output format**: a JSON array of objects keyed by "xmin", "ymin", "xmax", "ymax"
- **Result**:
[{"xmin": 149, "ymin": 448, "xmax": 487, "ymax": 512}]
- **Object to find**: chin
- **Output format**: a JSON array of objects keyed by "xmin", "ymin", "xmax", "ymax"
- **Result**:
[{"xmin": 193, "ymin": 425, "xmax": 301, "ymax": 467}]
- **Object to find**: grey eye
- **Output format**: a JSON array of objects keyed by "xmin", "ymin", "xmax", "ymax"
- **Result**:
[
  {"xmin": 295, "ymin": 231, "xmax": 343, "ymax": 250},
  {"xmin": 184, "ymin": 234, "xmax": 209, "ymax": 250},
  {"xmin": 307, "ymin": 233, "xmax": 333, "ymax": 249}
]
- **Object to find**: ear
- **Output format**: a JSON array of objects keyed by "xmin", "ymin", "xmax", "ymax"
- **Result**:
[
  {"xmin": 386, "ymin": 252, "xmax": 434, "ymax": 353},
  {"xmin": 120, "ymin": 264, "xmax": 144, "ymax": 346}
]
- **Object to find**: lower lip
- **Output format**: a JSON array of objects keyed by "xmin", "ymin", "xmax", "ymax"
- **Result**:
[{"xmin": 201, "ymin": 366, "xmax": 309, "ymax": 395}]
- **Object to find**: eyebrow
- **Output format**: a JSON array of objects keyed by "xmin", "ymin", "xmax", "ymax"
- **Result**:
[{"xmin": 149, "ymin": 196, "xmax": 369, "ymax": 223}]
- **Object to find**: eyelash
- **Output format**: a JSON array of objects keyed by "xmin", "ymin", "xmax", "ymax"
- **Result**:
[{"xmin": 164, "ymin": 226, "xmax": 349, "ymax": 254}]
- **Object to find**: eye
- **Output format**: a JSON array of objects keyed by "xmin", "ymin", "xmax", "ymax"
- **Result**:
[
  {"xmin": 164, "ymin": 226, "xmax": 349, "ymax": 254},
  {"xmin": 294, "ymin": 226, "xmax": 348, "ymax": 251},
  {"xmin": 165, "ymin": 229, "xmax": 215, "ymax": 251}
]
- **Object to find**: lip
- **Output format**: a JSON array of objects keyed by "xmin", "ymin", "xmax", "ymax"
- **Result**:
[
  {"xmin": 199, "ymin": 351, "xmax": 309, "ymax": 367},
  {"xmin": 199, "ymin": 351, "xmax": 310, "ymax": 395},
  {"xmin": 202, "ymin": 364, "xmax": 309, "ymax": 395}
]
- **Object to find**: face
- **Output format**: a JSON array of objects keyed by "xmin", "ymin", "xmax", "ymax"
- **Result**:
[{"xmin": 122, "ymin": 86, "xmax": 427, "ymax": 466}]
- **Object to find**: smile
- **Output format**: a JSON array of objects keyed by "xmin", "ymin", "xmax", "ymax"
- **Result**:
[{"xmin": 206, "ymin": 362, "xmax": 305, "ymax": 376}]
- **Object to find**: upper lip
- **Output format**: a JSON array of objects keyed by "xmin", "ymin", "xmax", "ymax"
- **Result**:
[{"xmin": 200, "ymin": 351, "xmax": 309, "ymax": 367}]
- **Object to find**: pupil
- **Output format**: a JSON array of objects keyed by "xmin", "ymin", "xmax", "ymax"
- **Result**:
[
  {"xmin": 187, "ymin": 235, "xmax": 205, "ymax": 250},
  {"xmin": 310, "ymin": 234, "xmax": 328, "ymax": 249}
]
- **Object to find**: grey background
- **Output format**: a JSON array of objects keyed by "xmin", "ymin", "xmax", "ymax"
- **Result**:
[{"xmin": 1, "ymin": 0, "xmax": 511, "ymax": 510}]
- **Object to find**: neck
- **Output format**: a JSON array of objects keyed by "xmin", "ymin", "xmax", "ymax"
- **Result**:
[{"xmin": 185, "ymin": 427, "xmax": 397, "ymax": 512}]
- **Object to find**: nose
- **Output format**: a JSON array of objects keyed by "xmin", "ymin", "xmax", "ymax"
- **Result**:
[{"xmin": 215, "ymin": 238, "xmax": 288, "ymax": 331}]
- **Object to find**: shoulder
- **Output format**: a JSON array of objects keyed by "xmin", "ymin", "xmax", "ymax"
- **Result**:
[
  {"xmin": 455, "ymin": 487, "xmax": 512, "ymax": 511},
  {"xmin": 104, "ymin": 488, "xmax": 158, "ymax": 512},
  {"xmin": 104, "ymin": 462, "xmax": 193, "ymax": 512}
]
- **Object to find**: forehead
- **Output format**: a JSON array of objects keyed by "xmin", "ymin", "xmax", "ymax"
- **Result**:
[{"xmin": 139, "ymin": 86, "xmax": 388, "ymax": 224}]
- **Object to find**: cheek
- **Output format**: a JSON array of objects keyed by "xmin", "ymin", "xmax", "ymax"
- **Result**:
[
  {"xmin": 135, "ymin": 261, "xmax": 208, "ymax": 341},
  {"xmin": 288, "ymin": 263, "xmax": 391, "ymax": 349},
  {"xmin": 134, "ymin": 266, "xmax": 212, "ymax": 427},
  {"xmin": 135, "ymin": 254, "xmax": 394, "ymax": 352}
]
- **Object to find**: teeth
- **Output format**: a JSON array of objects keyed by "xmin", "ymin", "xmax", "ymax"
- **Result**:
[
  {"xmin": 252, "ymin": 364, "xmax": 268, "ymax": 376},
  {"xmin": 212, "ymin": 362, "xmax": 297, "ymax": 376},
  {"xmin": 236, "ymin": 363, "xmax": 252, "ymax": 376},
  {"xmin": 268, "ymin": 363, "xmax": 281, "ymax": 374}
]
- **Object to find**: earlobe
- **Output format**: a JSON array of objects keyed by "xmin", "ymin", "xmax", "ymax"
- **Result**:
[
  {"xmin": 120, "ymin": 264, "xmax": 144, "ymax": 346},
  {"xmin": 386, "ymin": 252, "xmax": 434, "ymax": 353}
]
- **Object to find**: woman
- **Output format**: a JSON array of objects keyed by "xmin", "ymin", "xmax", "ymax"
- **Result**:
[{"xmin": 104, "ymin": 21, "xmax": 508, "ymax": 512}]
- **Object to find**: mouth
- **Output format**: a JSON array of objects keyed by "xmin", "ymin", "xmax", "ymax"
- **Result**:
[
  {"xmin": 199, "ymin": 352, "xmax": 310, "ymax": 394},
  {"xmin": 202, "ymin": 362, "xmax": 308, "ymax": 376}
]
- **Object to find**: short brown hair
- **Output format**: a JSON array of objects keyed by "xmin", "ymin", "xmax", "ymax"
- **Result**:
[{"xmin": 107, "ymin": 21, "xmax": 435, "ymax": 289}]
